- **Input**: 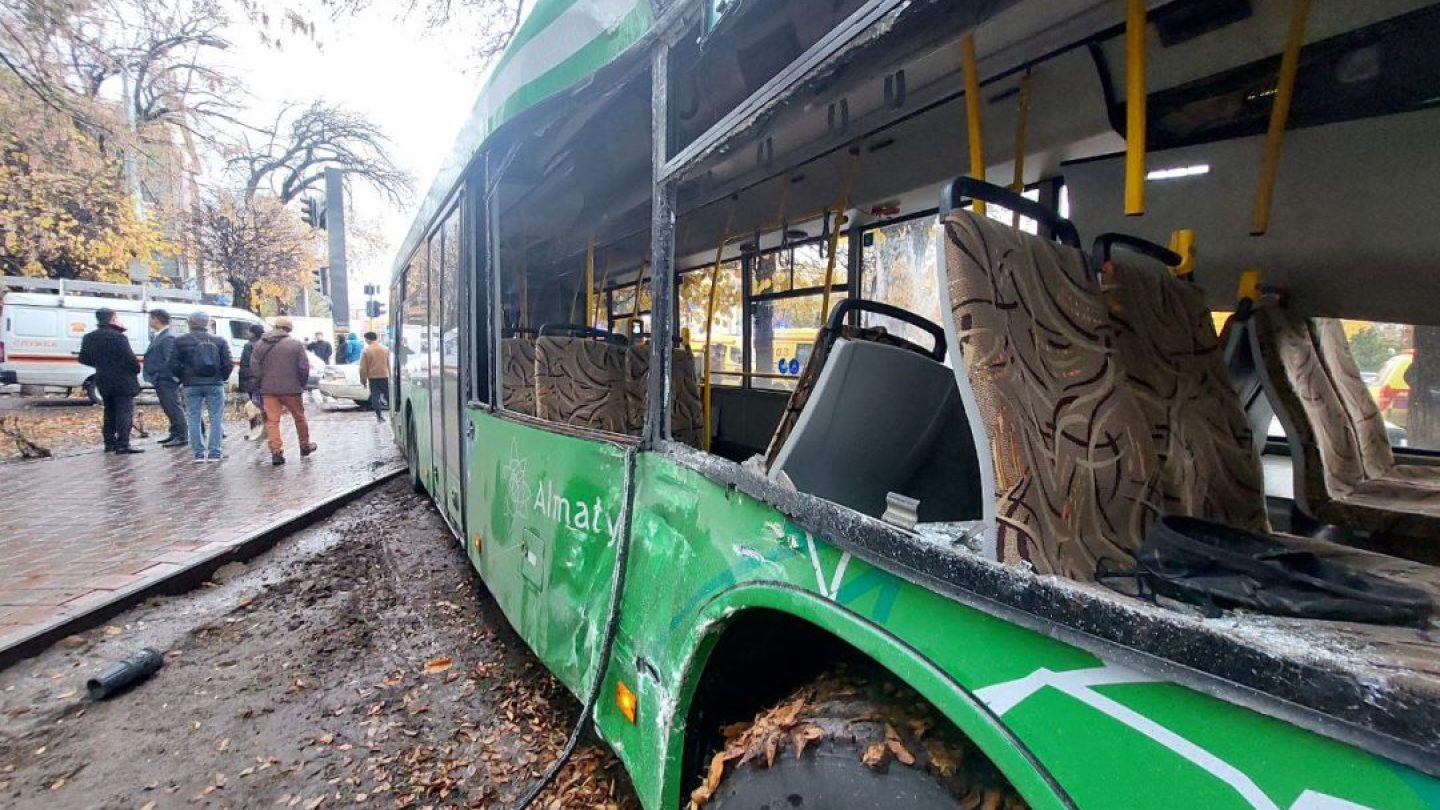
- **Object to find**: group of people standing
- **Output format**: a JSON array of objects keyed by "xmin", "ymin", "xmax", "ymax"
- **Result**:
[{"xmin": 78, "ymin": 308, "xmax": 318, "ymax": 465}]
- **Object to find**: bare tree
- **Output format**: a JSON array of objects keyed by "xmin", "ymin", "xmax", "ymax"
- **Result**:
[
  {"xmin": 194, "ymin": 190, "xmax": 315, "ymax": 309},
  {"xmin": 0, "ymin": 0, "xmax": 243, "ymax": 143},
  {"xmin": 321, "ymin": 0, "xmax": 525, "ymax": 66},
  {"xmin": 230, "ymin": 100, "xmax": 412, "ymax": 206}
]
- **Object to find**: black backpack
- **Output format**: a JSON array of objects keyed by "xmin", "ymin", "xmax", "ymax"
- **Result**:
[
  {"xmin": 189, "ymin": 336, "xmax": 221, "ymax": 379},
  {"xmin": 1104, "ymin": 516, "xmax": 1434, "ymax": 626}
]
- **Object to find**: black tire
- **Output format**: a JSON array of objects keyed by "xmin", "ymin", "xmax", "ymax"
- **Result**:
[
  {"xmin": 692, "ymin": 669, "xmax": 1027, "ymax": 810},
  {"xmin": 353, "ymin": 399, "xmax": 372, "ymax": 408},
  {"xmin": 406, "ymin": 413, "xmax": 425, "ymax": 494}
]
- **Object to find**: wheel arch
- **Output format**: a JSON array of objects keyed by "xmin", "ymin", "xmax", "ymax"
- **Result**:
[{"xmin": 663, "ymin": 584, "xmax": 1073, "ymax": 810}]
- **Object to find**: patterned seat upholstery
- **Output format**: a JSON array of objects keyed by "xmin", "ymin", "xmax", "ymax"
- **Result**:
[
  {"xmin": 535, "ymin": 335, "xmax": 630, "ymax": 433},
  {"xmin": 764, "ymin": 324, "xmax": 934, "ymax": 468},
  {"xmin": 501, "ymin": 337, "xmax": 537, "ymax": 416},
  {"xmin": 1251, "ymin": 303, "xmax": 1440, "ymax": 560},
  {"xmin": 624, "ymin": 342, "xmax": 705, "ymax": 446},
  {"xmin": 1313, "ymin": 319, "xmax": 1440, "ymax": 490},
  {"xmin": 942, "ymin": 211, "xmax": 1159, "ymax": 580},
  {"xmin": 1101, "ymin": 262, "xmax": 1269, "ymax": 533}
]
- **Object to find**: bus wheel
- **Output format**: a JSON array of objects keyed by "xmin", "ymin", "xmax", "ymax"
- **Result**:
[
  {"xmin": 690, "ymin": 668, "xmax": 1027, "ymax": 810},
  {"xmin": 406, "ymin": 414, "xmax": 424, "ymax": 494}
]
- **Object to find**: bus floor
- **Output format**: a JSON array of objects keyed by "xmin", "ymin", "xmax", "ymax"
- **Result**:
[{"xmin": 0, "ymin": 479, "xmax": 639, "ymax": 810}]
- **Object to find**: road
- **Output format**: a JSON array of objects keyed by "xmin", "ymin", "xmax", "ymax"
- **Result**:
[{"xmin": 0, "ymin": 480, "xmax": 639, "ymax": 809}]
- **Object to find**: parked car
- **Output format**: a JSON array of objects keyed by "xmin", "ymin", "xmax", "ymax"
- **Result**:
[
  {"xmin": 1370, "ymin": 350, "xmax": 1413, "ymax": 428},
  {"xmin": 319, "ymin": 363, "xmax": 371, "ymax": 406}
]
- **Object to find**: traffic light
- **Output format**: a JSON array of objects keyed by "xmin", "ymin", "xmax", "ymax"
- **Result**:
[
  {"xmin": 365, "ymin": 300, "xmax": 386, "ymax": 318},
  {"xmin": 314, "ymin": 265, "xmax": 329, "ymax": 295},
  {"xmin": 300, "ymin": 197, "xmax": 327, "ymax": 230}
]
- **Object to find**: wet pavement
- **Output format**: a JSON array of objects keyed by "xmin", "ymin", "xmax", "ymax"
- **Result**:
[{"xmin": 0, "ymin": 403, "xmax": 403, "ymax": 661}]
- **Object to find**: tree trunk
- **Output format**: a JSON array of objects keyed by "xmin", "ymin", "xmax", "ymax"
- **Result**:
[
  {"xmin": 231, "ymin": 279, "xmax": 252, "ymax": 310},
  {"xmin": 1409, "ymin": 326, "xmax": 1440, "ymax": 450}
]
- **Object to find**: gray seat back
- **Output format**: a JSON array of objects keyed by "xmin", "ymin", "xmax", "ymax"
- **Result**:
[{"xmin": 768, "ymin": 338, "xmax": 980, "ymax": 522}]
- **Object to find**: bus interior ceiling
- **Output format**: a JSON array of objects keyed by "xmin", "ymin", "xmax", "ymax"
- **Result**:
[{"xmin": 495, "ymin": 66, "xmax": 655, "ymax": 323}]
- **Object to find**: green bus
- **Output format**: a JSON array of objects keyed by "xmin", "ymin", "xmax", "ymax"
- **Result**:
[{"xmin": 388, "ymin": 1, "xmax": 1440, "ymax": 807}]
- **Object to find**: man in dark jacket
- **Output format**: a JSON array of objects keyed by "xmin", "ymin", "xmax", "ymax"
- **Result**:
[
  {"xmin": 169, "ymin": 311, "xmax": 233, "ymax": 462},
  {"xmin": 143, "ymin": 309, "xmax": 186, "ymax": 446},
  {"xmin": 252, "ymin": 316, "xmax": 316, "ymax": 466},
  {"xmin": 238, "ymin": 323, "xmax": 265, "ymax": 441},
  {"xmin": 78, "ymin": 307, "xmax": 143, "ymax": 454},
  {"xmin": 307, "ymin": 332, "xmax": 333, "ymax": 365}
]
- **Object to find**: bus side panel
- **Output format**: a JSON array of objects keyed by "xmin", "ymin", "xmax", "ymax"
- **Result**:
[
  {"xmin": 598, "ymin": 453, "xmax": 1437, "ymax": 810},
  {"xmin": 465, "ymin": 410, "xmax": 628, "ymax": 694}
]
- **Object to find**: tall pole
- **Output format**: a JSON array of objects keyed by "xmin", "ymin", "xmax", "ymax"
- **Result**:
[{"xmin": 326, "ymin": 168, "xmax": 350, "ymax": 328}]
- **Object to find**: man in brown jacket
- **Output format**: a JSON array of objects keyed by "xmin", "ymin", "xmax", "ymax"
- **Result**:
[
  {"xmin": 251, "ymin": 317, "xmax": 316, "ymax": 465},
  {"xmin": 358, "ymin": 331, "xmax": 392, "ymax": 423}
]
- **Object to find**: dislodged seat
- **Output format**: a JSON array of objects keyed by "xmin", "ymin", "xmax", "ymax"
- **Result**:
[
  {"xmin": 767, "ymin": 335, "xmax": 981, "ymax": 522},
  {"xmin": 763, "ymin": 319, "xmax": 936, "ymax": 468},
  {"xmin": 535, "ymin": 334, "xmax": 629, "ymax": 433},
  {"xmin": 502, "ymin": 336, "xmax": 537, "ymax": 416},
  {"xmin": 1250, "ymin": 303, "xmax": 1440, "ymax": 561}
]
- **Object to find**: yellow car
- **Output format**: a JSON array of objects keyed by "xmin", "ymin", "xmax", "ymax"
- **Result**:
[{"xmin": 1371, "ymin": 350, "xmax": 1413, "ymax": 428}]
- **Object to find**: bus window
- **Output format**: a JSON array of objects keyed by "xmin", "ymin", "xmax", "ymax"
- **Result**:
[
  {"xmin": 679, "ymin": 262, "xmax": 742, "ymax": 387},
  {"xmin": 860, "ymin": 216, "xmax": 945, "ymax": 349},
  {"xmin": 749, "ymin": 238, "xmax": 848, "ymax": 391},
  {"xmin": 1338, "ymin": 320, "xmax": 1439, "ymax": 452}
]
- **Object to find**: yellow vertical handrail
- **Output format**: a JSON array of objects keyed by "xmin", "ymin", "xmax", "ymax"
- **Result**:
[
  {"xmin": 701, "ymin": 201, "xmax": 737, "ymax": 452},
  {"xmin": 1125, "ymin": 0, "xmax": 1147, "ymax": 216},
  {"xmin": 1010, "ymin": 71, "xmax": 1033, "ymax": 228},
  {"xmin": 585, "ymin": 233, "xmax": 596, "ymax": 327},
  {"xmin": 819, "ymin": 152, "xmax": 861, "ymax": 325},
  {"xmin": 962, "ymin": 34, "xmax": 987, "ymax": 215},
  {"xmin": 1251, "ymin": 0, "xmax": 1311, "ymax": 236},
  {"xmin": 518, "ymin": 246, "xmax": 528, "ymax": 329}
]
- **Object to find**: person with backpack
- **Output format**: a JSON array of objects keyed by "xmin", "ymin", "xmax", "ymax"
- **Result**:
[
  {"xmin": 78, "ymin": 307, "xmax": 143, "ymax": 454},
  {"xmin": 169, "ymin": 311, "xmax": 233, "ymax": 462},
  {"xmin": 252, "ymin": 317, "xmax": 316, "ymax": 466}
]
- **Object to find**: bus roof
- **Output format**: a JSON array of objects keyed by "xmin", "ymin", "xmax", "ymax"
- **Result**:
[{"xmin": 390, "ymin": 0, "xmax": 655, "ymax": 284}]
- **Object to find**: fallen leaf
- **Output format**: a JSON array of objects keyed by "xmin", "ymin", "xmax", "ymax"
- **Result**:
[
  {"xmin": 884, "ymin": 724, "xmax": 915, "ymax": 765},
  {"xmin": 790, "ymin": 724, "xmax": 822, "ymax": 759},
  {"xmin": 103, "ymin": 625, "xmax": 121, "ymax": 637},
  {"xmin": 422, "ymin": 657, "xmax": 453, "ymax": 675},
  {"xmin": 861, "ymin": 742, "xmax": 887, "ymax": 768},
  {"xmin": 217, "ymin": 737, "xmax": 231, "ymax": 752},
  {"xmin": 49, "ymin": 778, "xmax": 65, "ymax": 790}
]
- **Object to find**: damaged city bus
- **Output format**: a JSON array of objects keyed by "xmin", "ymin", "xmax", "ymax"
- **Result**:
[{"xmin": 389, "ymin": 0, "xmax": 1440, "ymax": 807}]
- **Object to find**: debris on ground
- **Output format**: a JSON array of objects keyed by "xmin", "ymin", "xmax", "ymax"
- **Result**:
[{"xmin": 0, "ymin": 480, "xmax": 640, "ymax": 809}]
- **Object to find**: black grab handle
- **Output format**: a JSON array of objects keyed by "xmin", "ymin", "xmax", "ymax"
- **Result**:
[
  {"xmin": 939, "ymin": 176, "xmax": 1081, "ymax": 249},
  {"xmin": 537, "ymin": 323, "xmax": 629, "ymax": 346},
  {"xmin": 1092, "ymin": 233, "xmax": 1182, "ymax": 270},
  {"xmin": 825, "ymin": 299, "xmax": 946, "ymax": 362}
]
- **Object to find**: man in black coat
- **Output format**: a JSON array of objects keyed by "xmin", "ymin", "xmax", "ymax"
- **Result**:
[
  {"xmin": 307, "ymin": 332, "xmax": 333, "ymax": 365},
  {"xmin": 143, "ymin": 309, "xmax": 186, "ymax": 446},
  {"xmin": 78, "ymin": 307, "xmax": 143, "ymax": 454}
]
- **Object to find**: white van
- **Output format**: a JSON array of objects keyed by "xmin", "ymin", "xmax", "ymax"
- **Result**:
[{"xmin": 0, "ymin": 278, "xmax": 267, "ymax": 401}]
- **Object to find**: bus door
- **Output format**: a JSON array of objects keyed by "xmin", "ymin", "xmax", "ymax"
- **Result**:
[{"xmin": 436, "ymin": 204, "xmax": 465, "ymax": 531}]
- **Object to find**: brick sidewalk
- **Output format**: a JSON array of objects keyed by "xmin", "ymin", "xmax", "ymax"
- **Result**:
[{"xmin": 0, "ymin": 403, "xmax": 403, "ymax": 659}]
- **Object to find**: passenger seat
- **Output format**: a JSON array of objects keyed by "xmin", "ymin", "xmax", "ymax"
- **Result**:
[
  {"xmin": 501, "ymin": 335, "xmax": 537, "ymax": 416},
  {"xmin": 764, "ymin": 305, "xmax": 981, "ymax": 522},
  {"xmin": 534, "ymin": 328, "xmax": 630, "ymax": 433},
  {"xmin": 1250, "ymin": 302, "xmax": 1440, "ymax": 561},
  {"xmin": 940, "ymin": 182, "xmax": 1158, "ymax": 579},
  {"xmin": 624, "ymin": 341, "xmax": 705, "ymax": 446}
]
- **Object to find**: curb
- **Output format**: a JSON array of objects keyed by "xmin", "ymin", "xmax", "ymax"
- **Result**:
[{"xmin": 0, "ymin": 465, "xmax": 406, "ymax": 672}]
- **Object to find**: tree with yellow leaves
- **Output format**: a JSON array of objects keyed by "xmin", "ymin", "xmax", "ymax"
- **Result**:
[
  {"xmin": 194, "ymin": 191, "xmax": 316, "ymax": 312},
  {"xmin": 0, "ymin": 74, "xmax": 172, "ymax": 281}
]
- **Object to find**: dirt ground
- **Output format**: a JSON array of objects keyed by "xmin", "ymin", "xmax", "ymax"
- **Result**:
[
  {"xmin": 0, "ymin": 396, "xmax": 247, "ymax": 463},
  {"xmin": 0, "ymin": 480, "xmax": 640, "ymax": 809}
]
